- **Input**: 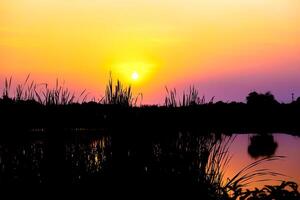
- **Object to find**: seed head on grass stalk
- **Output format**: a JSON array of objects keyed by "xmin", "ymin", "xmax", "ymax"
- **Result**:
[{"xmin": 104, "ymin": 74, "xmax": 142, "ymax": 107}]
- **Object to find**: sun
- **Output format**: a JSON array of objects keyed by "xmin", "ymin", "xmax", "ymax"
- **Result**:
[
  {"xmin": 111, "ymin": 60, "xmax": 155, "ymax": 84},
  {"xmin": 131, "ymin": 71, "xmax": 139, "ymax": 81}
]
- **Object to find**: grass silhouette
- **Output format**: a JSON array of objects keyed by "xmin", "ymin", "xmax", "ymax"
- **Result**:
[
  {"xmin": 1, "ymin": 75, "xmax": 300, "ymax": 133},
  {"xmin": 2, "ymin": 76, "xmax": 12, "ymax": 100},
  {"xmin": 164, "ymin": 86, "xmax": 214, "ymax": 107},
  {"xmin": 1, "ymin": 75, "xmax": 300, "ymax": 134},
  {"xmin": 2, "ymin": 75, "xmax": 80, "ymax": 105},
  {"xmin": 103, "ymin": 74, "xmax": 142, "ymax": 106},
  {"xmin": 0, "ymin": 75, "xmax": 300, "ymax": 199}
]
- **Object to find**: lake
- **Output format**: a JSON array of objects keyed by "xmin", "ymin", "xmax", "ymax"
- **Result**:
[
  {"xmin": 0, "ymin": 130, "xmax": 299, "ymax": 189},
  {"xmin": 225, "ymin": 133, "xmax": 300, "ymax": 189}
]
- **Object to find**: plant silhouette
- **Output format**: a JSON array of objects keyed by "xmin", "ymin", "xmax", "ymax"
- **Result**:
[{"xmin": 0, "ymin": 75, "xmax": 300, "ymax": 199}]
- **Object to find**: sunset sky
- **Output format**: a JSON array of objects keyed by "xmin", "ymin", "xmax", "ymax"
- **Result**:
[{"xmin": 1, "ymin": 0, "xmax": 300, "ymax": 104}]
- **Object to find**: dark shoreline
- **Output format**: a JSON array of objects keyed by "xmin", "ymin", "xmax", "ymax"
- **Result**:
[
  {"xmin": 1, "ymin": 100, "xmax": 300, "ymax": 199},
  {"xmin": 1, "ymin": 100, "xmax": 300, "ymax": 135}
]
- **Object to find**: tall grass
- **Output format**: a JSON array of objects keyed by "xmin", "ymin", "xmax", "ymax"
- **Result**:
[
  {"xmin": 1, "ymin": 75, "xmax": 143, "ymax": 106},
  {"xmin": 203, "ymin": 135, "xmax": 291, "ymax": 199},
  {"xmin": 40, "ymin": 80, "xmax": 76, "ymax": 105},
  {"xmin": 165, "ymin": 86, "xmax": 214, "ymax": 107},
  {"xmin": 170, "ymin": 133, "xmax": 292, "ymax": 199},
  {"xmin": 1, "ymin": 76, "xmax": 86, "ymax": 105},
  {"xmin": 103, "ymin": 74, "xmax": 142, "ymax": 107},
  {"xmin": 15, "ymin": 74, "xmax": 39, "ymax": 102},
  {"xmin": 204, "ymin": 135, "xmax": 234, "ymax": 197},
  {"xmin": 221, "ymin": 156, "xmax": 286, "ymax": 199},
  {"xmin": 2, "ymin": 77, "xmax": 12, "ymax": 100}
]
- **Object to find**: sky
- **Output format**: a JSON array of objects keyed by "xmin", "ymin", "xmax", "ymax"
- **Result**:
[{"xmin": 1, "ymin": 0, "xmax": 300, "ymax": 104}]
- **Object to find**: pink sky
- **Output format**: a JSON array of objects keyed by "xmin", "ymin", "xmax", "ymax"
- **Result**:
[{"xmin": 1, "ymin": 0, "xmax": 300, "ymax": 104}]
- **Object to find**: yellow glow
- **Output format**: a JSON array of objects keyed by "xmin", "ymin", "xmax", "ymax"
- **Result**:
[
  {"xmin": 131, "ymin": 71, "xmax": 139, "ymax": 81},
  {"xmin": 111, "ymin": 61, "xmax": 155, "ymax": 84},
  {"xmin": 1, "ymin": 0, "xmax": 300, "ymax": 103}
]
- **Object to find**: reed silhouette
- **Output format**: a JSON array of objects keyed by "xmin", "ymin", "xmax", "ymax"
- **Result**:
[
  {"xmin": 0, "ymin": 128, "xmax": 298, "ymax": 199},
  {"xmin": 164, "ymin": 86, "xmax": 214, "ymax": 107},
  {"xmin": 0, "ymin": 75, "xmax": 300, "ymax": 199},
  {"xmin": 1, "ymin": 76, "xmax": 300, "ymax": 134}
]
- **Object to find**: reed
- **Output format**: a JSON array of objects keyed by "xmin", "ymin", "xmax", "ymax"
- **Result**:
[
  {"xmin": 165, "ymin": 86, "xmax": 214, "ymax": 107},
  {"xmin": 204, "ymin": 135, "xmax": 290, "ymax": 199},
  {"xmin": 15, "ymin": 74, "xmax": 36, "ymax": 101},
  {"xmin": 204, "ymin": 135, "xmax": 234, "ymax": 198},
  {"xmin": 1, "ymin": 75, "xmax": 144, "ymax": 106},
  {"xmin": 2, "ymin": 77, "xmax": 12, "ymax": 99},
  {"xmin": 1, "ymin": 76, "xmax": 83, "ymax": 105},
  {"xmin": 103, "ymin": 74, "xmax": 142, "ymax": 107},
  {"xmin": 41, "ymin": 79, "xmax": 76, "ymax": 105}
]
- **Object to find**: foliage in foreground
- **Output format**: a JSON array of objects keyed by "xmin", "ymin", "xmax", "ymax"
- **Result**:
[
  {"xmin": 186, "ymin": 134, "xmax": 300, "ymax": 200},
  {"xmin": 103, "ymin": 74, "xmax": 142, "ymax": 107},
  {"xmin": 164, "ymin": 86, "xmax": 214, "ymax": 107},
  {"xmin": 1, "ymin": 75, "xmax": 143, "ymax": 106},
  {"xmin": 1, "ymin": 75, "xmax": 81, "ymax": 105},
  {"xmin": 239, "ymin": 181, "xmax": 300, "ymax": 200}
]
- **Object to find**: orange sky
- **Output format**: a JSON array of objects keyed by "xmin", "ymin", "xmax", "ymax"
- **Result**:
[{"xmin": 1, "ymin": 0, "xmax": 300, "ymax": 103}]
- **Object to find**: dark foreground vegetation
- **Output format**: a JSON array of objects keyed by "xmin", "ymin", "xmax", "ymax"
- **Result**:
[
  {"xmin": 0, "ymin": 129, "xmax": 299, "ymax": 199},
  {"xmin": 1, "ymin": 76, "xmax": 300, "ymax": 134},
  {"xmin": 0, "ymin": 76, "xmax": 300, "ymax": 199}
]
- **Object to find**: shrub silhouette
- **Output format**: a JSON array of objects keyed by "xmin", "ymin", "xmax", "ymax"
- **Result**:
[{"xmin": 246, "ymin": 91, "xmax": 279, "ymax": 106}]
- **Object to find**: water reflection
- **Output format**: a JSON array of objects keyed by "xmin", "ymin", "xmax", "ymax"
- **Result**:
[
  {"xmin": 0, "ymin": 135, "xmax": 112, "ymax": 184},
  {"xmin": 0, "ymin": 131, "xmax": 299, "ymax": 189},
  {"xmin": 226, "ymin": 133, "xmax": 300, "ymax": 189},
  {"xmin": 148, "ymin": 131, "xmax": 222, "ymax": 184},
  {"xmin": 0, "ymin": 141, "xmax": 45, "ymax": 184},
  {"xmin": 248, "ymin": 134, "xmax": 278, "ymax": 158},
  {"xmin": 65, "ymin": 136, "xmax": 112, "ymax": 183}
]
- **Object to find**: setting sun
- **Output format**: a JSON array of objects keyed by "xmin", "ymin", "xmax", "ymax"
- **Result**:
[
  {"xmin": 131, "ymin": 71, "xmax": 139, "ymax": 81},
  {"xmin": 111, "ymin": 61, "xmax": 155, "ymax": 84},
  {"xmin": 1, "ymin": 0, "xmax": 300, "ymax": 191},
  {"xmin": 1, "ymin": 0, "xmax": 300, "ymax": 103}
]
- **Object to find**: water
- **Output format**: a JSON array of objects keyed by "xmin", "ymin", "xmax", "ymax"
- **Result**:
[
  {"xmin": 225, "ymin": 133, "xmax": 300, "ymax": 189},
  {"xmin": 0, "ymin": 131, "xmax": 299, "ymax": 188}
]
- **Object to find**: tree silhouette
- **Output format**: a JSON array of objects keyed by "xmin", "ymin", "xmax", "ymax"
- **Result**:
[{"xmin": 246, "ymin": 91, "xmax": 279, "ymax": 106}]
